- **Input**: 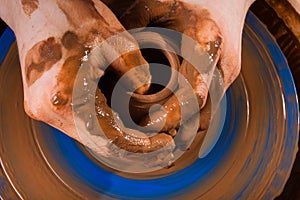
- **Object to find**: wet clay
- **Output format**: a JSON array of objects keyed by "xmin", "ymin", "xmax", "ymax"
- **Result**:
[
  {"xmin": 21, "ymin": 0, "xmax": 39, "ymax": 16},
  {"xmin": 56, "ymin": 0, "xmax": 109, "ymax": 29},
  {"xmin": 56, "ymin": 0, "xmax": 121, "ymax": 43},
  {"xmin": 23, "ymin": 0, "xmax": 222, "ymax": 154},
  {"xmin": 1, "ymin": 3, "xmax": 299, "ymax": 198},
  {"xmin": 21, "ymin": 0, "xmax": 169, "ymax": 153},
  {"xmin": 51, "ymin": 31, "xmax": 86, "ymax": 114},
  {"xmin": 94, "ymin": 89, "xmax": 174, "ymax": 153},
  {"xmin": 57, "ymin": 31, "xmax": 171, "ymax": 152},
  {"xmin": 61, "ymin": 31, "xmax": 81, "ymax": 50},
  {"xmin": 52, "ymin": 1, "xmax": 174, "ymax": 152},
  {"xmin": 100, "ymin": 0, "xmax": 222, "ymax": 133},
  {"xmin": 56, "ymin": 0, "xmax": 150, "ymax": 93},
  {"xmin": 139, "ymin": 42, "xmax": 220, "ymax": 133},
  {"xmin": 0, "ymin": 41, "xmax": 210, "ymax": 193},
  {"xmin": 25, "ymin": 37, "xmax": 62, "ymax": 86},
  {"xmin": 106, "ymin": 0, "xmax": 222, "ymax": 49}
]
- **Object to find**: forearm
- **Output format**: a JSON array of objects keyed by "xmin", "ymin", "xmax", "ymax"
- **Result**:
[
  {"xmin": 0, "ymin": 0, "xmax": 22, "ymax": 30},
  {"xmin": 0, "ymin": 1, "xmax": 68, "ymax": 60}
]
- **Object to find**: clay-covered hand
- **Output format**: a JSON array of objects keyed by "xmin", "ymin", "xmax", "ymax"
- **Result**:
[
  {"xmin": 0, "ymin": 0, "xmax": 255, "ymax": 155},
  {"xmin": 103, "ymin": 0, "xmax": 255, "ymax": 132},
  {"xmin": 0, "ymin": 0, "xmax": 176, "ymax": 154}
]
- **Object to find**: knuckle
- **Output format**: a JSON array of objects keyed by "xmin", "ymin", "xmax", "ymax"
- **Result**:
[
  {"xmin": 23, "ymin": 97, "xmax": 44, "ymax": 121},
  {"xmin": 23, "ymin": 100, "xmax": 36, "ymax": 119},
  {"xmin": 221, "ymin": 54, "xmax": 241, "ymax": 88}
]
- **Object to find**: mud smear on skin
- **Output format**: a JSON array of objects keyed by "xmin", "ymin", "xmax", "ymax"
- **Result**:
[
  {"xmin": 21, "ymin": 0, "xmax": 39, "ymax": 16},
  {"xmin": 25, "ymin": 37, "xmax": 62, "ymax": 86},
  {"xmin": 56, "ymin": 0, "xmax": 109, "ymax": 29},
  {"xmin": 50, "ymin": 31, "xmax": 87, "ymax": 115}
]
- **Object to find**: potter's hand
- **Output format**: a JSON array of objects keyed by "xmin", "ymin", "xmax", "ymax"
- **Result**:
[
  {"xmin": 105, "ymin": 0, "xmax": 255, "ymax": 132},
  {"xmin": 0, "ymin": 0, "xmax": 177, "ymax": 155}
]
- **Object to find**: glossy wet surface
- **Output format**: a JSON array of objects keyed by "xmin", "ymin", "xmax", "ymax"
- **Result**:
[{"xmin": 0, "ymin": 10, "xmax": 298, "ymax": 200}]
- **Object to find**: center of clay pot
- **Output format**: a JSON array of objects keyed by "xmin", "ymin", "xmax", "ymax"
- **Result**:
[{"xmin": 129, "ymin": 48, "xmax": 180, "ymax": 123}]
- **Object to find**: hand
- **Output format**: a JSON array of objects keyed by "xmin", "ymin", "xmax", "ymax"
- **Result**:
[
  {"xmin": 104, "ymin": 0, "xmax": 255, "ymax": 133},
  {"xmin": 1, "ymin": 0, "xmax": 175, "ymax": 155},
  {"xmin": 0, "ymin": 0, "xmax": 255, "ymax": 156}
]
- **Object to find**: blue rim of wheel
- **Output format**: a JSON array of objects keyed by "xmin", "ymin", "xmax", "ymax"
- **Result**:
[
  {"xmin": 0, "ymin": 11, "xmax": 298, "ymax": 199},
  {"xmin": 0, "ymin": 28, "xmax": 15, "ymax": 64}
]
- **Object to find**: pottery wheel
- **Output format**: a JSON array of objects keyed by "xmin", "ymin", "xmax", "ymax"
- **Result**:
[{"xmin": 0, "ymin": 11, "xmax": 298, "ymax": 199}]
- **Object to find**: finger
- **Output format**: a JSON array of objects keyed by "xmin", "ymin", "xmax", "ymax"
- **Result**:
[
  {"xmin": 93, "ymin": 88, "xmax": 175, "ymax": 153},
  {"xmin": 139, "ymin": 22, "xmax": 222, "ymax": 133},
  {"xmin": 139, "ymin": 87, "xmax": 199, "ymax": 133},
  {"xmin": 180, "ymin": 4, "xmax": 223, "ymax": 100},
  {"xmin": 57, "ymin": 0, "xmax": 152, "ymax": 94},
  {"xmin": 218, "ymin": 34, "xmax": 242, "ymax": 91},
  {"xmin": 20, "ymin": 0, "xmax": 155, "ymax": 152},
  {"xmin": 179, "ymin": 60, "xmax": 208, "ymax": 109},
  {"xmin": 89, "ymin": 44, "xmax": 151, "ymax": 94}
]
